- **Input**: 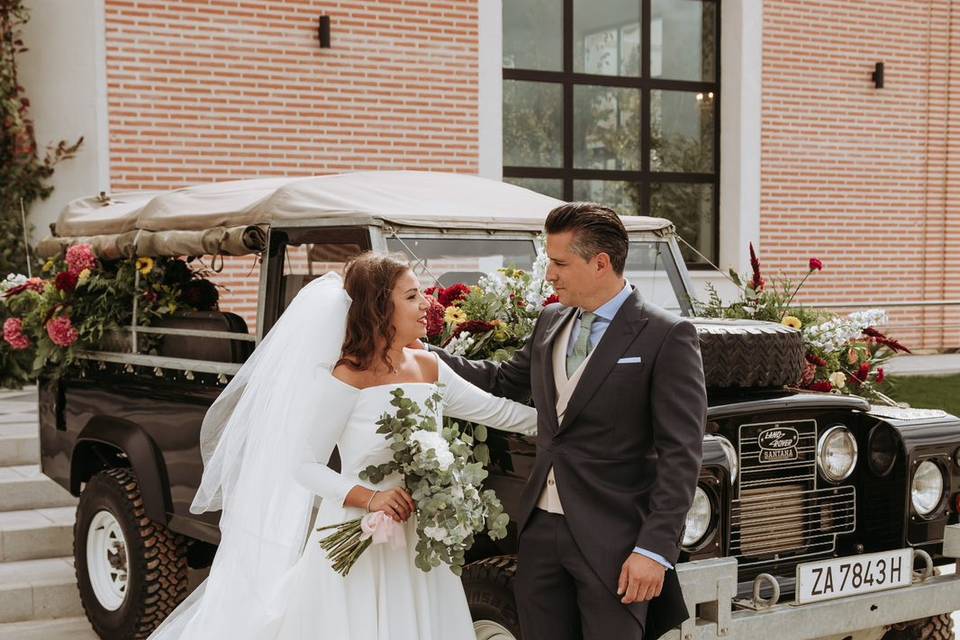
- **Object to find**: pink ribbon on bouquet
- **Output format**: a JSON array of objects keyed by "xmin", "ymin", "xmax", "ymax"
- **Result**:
[{"xmin": 360, "ymin": 511, "xmax": 407, "ymax": 550}]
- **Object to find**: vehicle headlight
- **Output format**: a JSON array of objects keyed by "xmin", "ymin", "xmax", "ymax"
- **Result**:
[
  {"xmin": 817, "ymin": 426, "xmax": 858, "ymax": 482},
  {"xmin": 682, "ymin": 486, "xmax": 712, "ymax": 548},
  {"xmin": 868, "ymin": 424, "xmax": 898, "ymax": 476},
  {"xmin": 911, "ymin": 460, "xmax": 945, "ymax": 516}
]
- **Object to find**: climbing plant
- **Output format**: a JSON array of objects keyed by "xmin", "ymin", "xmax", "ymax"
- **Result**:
[{"xmin": 0, "ymin": 0, "xmax": 82, "ymax": 278}]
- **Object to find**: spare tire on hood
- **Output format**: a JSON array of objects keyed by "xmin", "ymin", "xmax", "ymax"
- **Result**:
[{"xmin": 691, "ymin": 318, "xmax": 805, "ymax": 389}]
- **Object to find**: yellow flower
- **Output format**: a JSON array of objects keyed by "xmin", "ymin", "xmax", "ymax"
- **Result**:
[
  {"xmin": 77, "ymin": 269, "xmax": 91, "ymax": 285},
  {"xmin": 781, "ymin": 316, "xmax": 802, "ymax": 330},
  {"xmin": 444, "ymin": 307, "xmax": 467, "ymax": 325},
  {"xmin": 494, "ymin": 328, "xmax": 509, "ymax": 341},
  {"xmin": 42, "ymin": 260, "xmax": 55, "ymax": 273},
  {"xmin": 829, "ymin": 372, "xmax": 847, "ymax": 389},
  {"xmin": 136, "ymin": 257, "xmax": 155, "ymax": 275}
]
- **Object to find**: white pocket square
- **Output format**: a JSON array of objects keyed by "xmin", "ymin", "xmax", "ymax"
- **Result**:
[{"xmin": 616, "ymin": 356, "xmax": 643, "ymax": 364}]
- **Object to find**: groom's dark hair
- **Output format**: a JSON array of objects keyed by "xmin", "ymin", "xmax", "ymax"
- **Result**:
[{"xmin": 544, "ymin": 202, "xmax": 628, "ymax": 274}]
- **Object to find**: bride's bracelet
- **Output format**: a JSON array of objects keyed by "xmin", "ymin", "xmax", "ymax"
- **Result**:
[{"xmin": 365, "ymin": 490, "xmax": 379, "ymax": 512}]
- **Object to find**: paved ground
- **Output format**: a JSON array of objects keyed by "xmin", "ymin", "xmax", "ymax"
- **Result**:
[{"xmin": 884, "ymin": 353, "xmax": 960, "ymax": 376}]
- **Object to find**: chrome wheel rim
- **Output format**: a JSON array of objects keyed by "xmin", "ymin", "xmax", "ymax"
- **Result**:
[
  {"xmin": 86, "ymin": 510, "xmax": 129, "ymax": 611},
  {"xmin": 474, "ymin": 620, "xmax": 518, "ymax": 640}
]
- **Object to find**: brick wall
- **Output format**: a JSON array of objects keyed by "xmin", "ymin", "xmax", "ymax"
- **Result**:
[
  {"xmin": 761, "ymin": 0, "xmax": 960, "ymax": 351},
  {"xmin": 104, "ymin": 0, "xmax": 481, "ymax": 331}
]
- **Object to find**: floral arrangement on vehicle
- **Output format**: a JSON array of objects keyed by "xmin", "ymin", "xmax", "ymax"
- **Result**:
[
  {"xmin": 0, "ymin": 243, "xmax": 220, "ymax": 386},
  {"xmin": 695, "ymin": 243, "xmax": 910, "ymax": 402},
  {"xmin": 317, "ymin": 387, "xmax": 510, "ymax": 577},
  {"xmin": 423, "ymin": 250, "xmax": 556, "ymax": 362}
]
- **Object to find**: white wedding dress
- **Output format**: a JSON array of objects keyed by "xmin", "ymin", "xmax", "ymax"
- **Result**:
[
  {"xmin": 147, "ymin": 274, "xmax": 535, "ymax": 640},
  {"xmin": 273, "ymin": 360, "xmax": 536, "ymax": 639}
]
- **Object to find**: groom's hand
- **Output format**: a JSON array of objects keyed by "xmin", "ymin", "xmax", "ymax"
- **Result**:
[{"xmin": 617, "ymin": 553, "xmax": 665, "ymax": 604}]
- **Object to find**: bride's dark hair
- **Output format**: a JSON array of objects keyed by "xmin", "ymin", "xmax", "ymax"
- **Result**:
[{"xmin": 337, "ymin": 252, "xmax": 412, "ymax": 373}]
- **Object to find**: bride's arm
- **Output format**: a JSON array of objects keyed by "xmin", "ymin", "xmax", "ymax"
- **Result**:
[{"xmin": 437, "ymin": 356, "xmax": 537, "ymax": 436}]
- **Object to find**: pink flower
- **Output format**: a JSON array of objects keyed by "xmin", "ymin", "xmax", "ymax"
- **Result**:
[
  {"xmin": 45, "ymin": 316, "xmax": 79, "ymax": 348},
  {"xmin": 809, "ymin": 258, "xmax": 823, "ymax": 272},
  {"xmin": 65, "ymin": 244, "xmax": 97, "ymax": 276},
  {"xmin": 2, "ymin": 318, "xmax": 31, "ymax": 350}
]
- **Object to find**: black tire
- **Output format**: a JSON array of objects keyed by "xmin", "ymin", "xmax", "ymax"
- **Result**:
[
  {"xmin": 692, "ymin": 318, "xmax": 805, "ymax": 389},
  {"xmin": 884, "ymin": 613, "xmax": 955, "ymax": 640},
  {"xmin": 74, "ymin": 468, "xmax": 189, "ymax": 639},
  {"xmin": 463, "ymin": 555, "xmax": 522, "ymax": 640}
]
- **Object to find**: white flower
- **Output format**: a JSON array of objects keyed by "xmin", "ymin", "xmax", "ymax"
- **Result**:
[
  {"xmin": 0, "ymin": 273, "xmax": 27, "ymax": 294},
  {"xmin": 829, "ymin": 372, "xmax": 847, "ymax": 389},
  {"xmin": 410, "ymin": 430, "xmax": 455, "ymax": 470}
]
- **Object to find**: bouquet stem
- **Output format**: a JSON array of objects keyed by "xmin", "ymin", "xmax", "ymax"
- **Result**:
[{"xmin": 317, "ymin": 518, "xmax": 371, "ymax": 576}]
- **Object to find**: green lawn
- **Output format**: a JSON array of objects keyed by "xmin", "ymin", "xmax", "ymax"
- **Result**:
[{"xmin": 881, "ymin": 375, "xmax": 960, "ymax": 417}]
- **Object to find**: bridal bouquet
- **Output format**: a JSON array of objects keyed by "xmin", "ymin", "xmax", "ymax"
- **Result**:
[{"xmin": 317, "ymin": 387, "xmax": 510, "ymax": 577}]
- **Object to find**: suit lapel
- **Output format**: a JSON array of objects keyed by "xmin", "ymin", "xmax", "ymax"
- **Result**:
[
  {"xmin": 539, "ymin": 306, "xmax": 576, "ymax": 433},
  {"xmin": 558, "ymin": 291, "xmax": 649, "ymax": 432}
]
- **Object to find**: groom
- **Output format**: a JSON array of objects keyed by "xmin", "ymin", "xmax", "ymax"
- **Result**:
[{"xmin": 433, "ymin": 202, "xmax": 707, "ymax": 640}]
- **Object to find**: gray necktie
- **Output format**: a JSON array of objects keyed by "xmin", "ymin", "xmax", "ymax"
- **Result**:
[{"xmin": 566, "ymin": 312, "xmax": 597, "ymax": 377}]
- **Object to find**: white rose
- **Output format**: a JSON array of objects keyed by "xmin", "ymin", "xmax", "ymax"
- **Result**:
[
  {"xmin": 411, "ymin": 431, "xmax": 455, "ymax": 470},
  {"xmin": 829, "ymin": 372, "xmax": 847, "ymax": 389},
  {"xmin": 424, "ymin": 526, "xmax": 448, "ymax": 542}
]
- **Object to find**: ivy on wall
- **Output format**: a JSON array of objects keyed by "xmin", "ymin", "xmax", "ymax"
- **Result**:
[{"xmin": 0, "ymin": 0, "xmax": 82, "ymax": 277}]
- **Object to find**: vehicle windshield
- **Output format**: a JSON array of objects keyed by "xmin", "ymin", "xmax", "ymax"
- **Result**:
[
  {"xmin": 386, "ymin": 236, "xmax": 538, "ymax": 288},
  {"xmin": 625, "ymin": 240, "xmax": 688, "ymax": 315}
]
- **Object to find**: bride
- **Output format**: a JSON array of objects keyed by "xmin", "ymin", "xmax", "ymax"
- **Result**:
[{"xmin": 147, "ymin": 253, "xmax": 537, "ymax": 640}]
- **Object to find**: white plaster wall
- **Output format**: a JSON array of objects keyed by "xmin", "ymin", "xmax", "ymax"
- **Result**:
[
  {"xmin": 18, "ymin": 0, "xmax": 108, "ymax": 245},
  {"xmin": 478, "ymin": 0, "xmax": 503, "ymax": 180}
]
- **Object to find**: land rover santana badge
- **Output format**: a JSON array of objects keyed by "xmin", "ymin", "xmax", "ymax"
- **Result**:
[{"xmin": 757, "ymin": 426, "xmax": 800, "ymax": 463}]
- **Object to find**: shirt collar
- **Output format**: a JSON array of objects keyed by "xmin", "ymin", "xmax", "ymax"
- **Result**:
[{"xmin": 585, "ymin": 280, "xmax": 633, "ymax": 322}]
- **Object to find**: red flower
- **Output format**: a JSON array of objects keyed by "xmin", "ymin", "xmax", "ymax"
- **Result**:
[
  {"xmin": 876, "ymin": 367, "xmax": 886, "ymax": 384},
  {"xmin": 426, "ymin": 299, "xmax": 445, "ymax": 338},
  {"xmin": 807, "ymin": 381, "xmax": 833, "ymax": 393},
  {"xmin": 809, "ymin": 258, "xmax": 823, "ymax": 272},
  {"xmin": 749, "ymin": 242, "xmax": 765, "ymax": 291},
  {"xmin": 45, "ymin": 316, "xmax": 79, "ymax": 348},
  {"xmin": 424, "ymin": 286, "xmax": 440, "ymax": 299},
  {"xmin": 54, "ymin": 271, "xmax": 78, "ymax": 294},
  {"xmin": 142, "ymin": 290, "xmax": 158, "ymax": 303},
  {"xmin": 439, "ymin": 284, "xmax": 470, "ymax": 307},
  {"xmin": 452, "ymin": 320, "xmax": 496, "ymax": 338},
  {"xmin": 65, "ymin": 243, "xmax": 97, "ymax": 276},
  {"xmin": 805, "ymin": 353, "xmax": 828, "ymax": 367},
  {"xmin": 2, "ymin": 318, "xmax": 31, "ymax": 350},
  {"xmin": 862, "ymin": 327, "xmax": 912, "ymax": 354},
  {"xmin": 852, "ymin": 362, "xmax": 872, "ymax": 384},
  {"xmin": 543, "ymin": 293, "xmax": 560, "ymax": 306}
]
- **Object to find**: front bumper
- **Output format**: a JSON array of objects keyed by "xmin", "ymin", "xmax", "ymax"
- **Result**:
[{"xmin": 663, "ymin": 529, "xmax": 960, "ymax": 640}]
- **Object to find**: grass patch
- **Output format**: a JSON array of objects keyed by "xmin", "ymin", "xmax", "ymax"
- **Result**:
[{"xmin": 881, "ymin": 375, "xmax": 960, "ymax": 416}]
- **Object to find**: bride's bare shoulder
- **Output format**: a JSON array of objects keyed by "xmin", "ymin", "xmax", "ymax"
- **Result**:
[
  {"xmin": 332, "ymin": 361, "xmax": 363, "ymax": 386},
  {"xmin": 409, "ymin": 349, "xmax": 440, "ymax": 383}
]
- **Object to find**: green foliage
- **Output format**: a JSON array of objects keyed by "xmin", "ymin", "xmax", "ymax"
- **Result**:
[{"xmin": 0, "ymin": 1, "xmax": 82, "ymax": 277}]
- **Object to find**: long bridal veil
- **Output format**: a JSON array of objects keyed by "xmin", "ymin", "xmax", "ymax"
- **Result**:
[{"xmin": 148, "ymin": 272, "xmax": 353, "ymax": 639}]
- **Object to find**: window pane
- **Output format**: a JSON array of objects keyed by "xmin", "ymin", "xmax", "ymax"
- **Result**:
[
  {"xmin": 385, "ymin": 237, "xmax": 538, "ymax": 287},
  {"xmin": 573, "ymin": 180, "xmax": 640, "ymax": 215},
  {"xmin": 626, "ymin": 241, "xmax": 684, "ymax": 313},
  {"xmin": 650, "ymin": 90, "xmax": 714, "ymax": 173},
  {"xmin": 503, "ymin": 80, "xmax": 564, "ymax": 167},
  {"xmin": 503, "ymin": 0, "xmax": 563, "ymax": 71},
  {"xmin": 652, "ymin": 0, "xmax": 716, "ymax": 81},
  {"xmin": 574, "ymin": 0, "xmax": 641, "ymax": 77},
  {"xmin": 574, "ymin": 85, "xmax": 641, "ymax": 170},
  {"xmin": 650, "ymin": 182, "xmax": 715, "ymax": 264},
  {"xmin": 504, "ymin": 177, "xmax": 564, "ymax": 199}
]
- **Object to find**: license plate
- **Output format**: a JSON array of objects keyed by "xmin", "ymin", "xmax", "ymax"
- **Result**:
[{"xmin": 796, "ymin": 548, "xmax": 912, "ymax": 604}]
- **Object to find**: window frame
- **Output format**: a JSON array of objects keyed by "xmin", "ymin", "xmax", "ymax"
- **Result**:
[{"xmin": 502, "ymin": 0, "xmax": 721, "ymax": 268}]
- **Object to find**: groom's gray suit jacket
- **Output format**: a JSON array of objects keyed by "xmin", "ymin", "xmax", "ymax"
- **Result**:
[{"xmin": 436, "ymin": 290, "xmax": 707, "ymax": 638}]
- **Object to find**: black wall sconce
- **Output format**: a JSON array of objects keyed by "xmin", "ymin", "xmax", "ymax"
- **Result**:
[
  {"xmin": 872, "ymin": 62, "xmax": 884, "ymax": 89},
  {"xmin": 318, "ymin": 15, "xmax": 331, "ymax": 48}
]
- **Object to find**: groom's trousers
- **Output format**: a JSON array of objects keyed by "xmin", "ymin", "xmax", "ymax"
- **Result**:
[{"xmin": 515, "ymin": 509, "xmax": 646, "ymax": 640}]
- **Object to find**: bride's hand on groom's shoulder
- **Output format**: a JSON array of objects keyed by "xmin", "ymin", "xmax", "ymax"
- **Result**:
[{"xmin": 617, "ymin": 553, "xmax": 665, "ymax": 604}]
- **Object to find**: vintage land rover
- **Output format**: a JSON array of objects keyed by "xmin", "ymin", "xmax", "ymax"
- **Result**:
[{"xmin": 33, "ymin": 172, "xmax": 960, "ymax": 640}]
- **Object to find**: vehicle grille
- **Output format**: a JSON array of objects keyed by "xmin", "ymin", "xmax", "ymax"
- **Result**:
[{"xmin": 732, "ymin": 419, "xmax": 856, "ymax": 569}]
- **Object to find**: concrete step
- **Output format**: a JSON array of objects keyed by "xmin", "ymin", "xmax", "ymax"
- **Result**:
[
  {"xmin": 0, "ymin": 466, "xmax": 77, "ymax": 512},
  {"xmin": 0, "ymin": 507, "xmax": 74, "ymax": 562},
  {"xmin": 0, "ymin": 432, "xmax": 38, "ymax": 467},
  {"xmin": 0, "ymin": 616, "xmax": 97, "ymax": 640},
  {"xmin": 0, "ymin": 557, "xmax": 82, "ymax": 624}
]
